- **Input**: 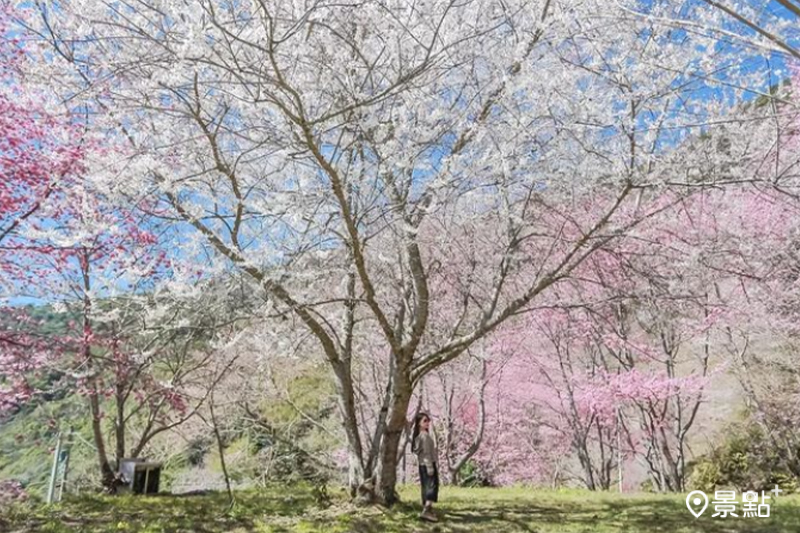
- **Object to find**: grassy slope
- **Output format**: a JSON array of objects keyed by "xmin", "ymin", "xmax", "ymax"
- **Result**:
[
  {"xmin": 0, "ymin": 395, "xmax": 98, "ymax": 492},
  {"xmin": 2, "ymin": 485, "xmax": 799, "ymax": 533}
]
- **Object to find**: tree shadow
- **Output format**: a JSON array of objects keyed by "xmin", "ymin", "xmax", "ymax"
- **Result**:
[
  {"xmin": 4, "ymin": 489, "xmax": 799, "ymax": 532},
  {"xmin": 438, "ymin": 496, "xmax": 800, "ymax": 533}
]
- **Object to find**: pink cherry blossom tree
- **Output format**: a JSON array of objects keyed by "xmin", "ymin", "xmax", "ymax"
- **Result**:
[
  {"xmin": 19, "ymin": 198, "xmax": 243, "ymax": 490},
  {"xmin": 0, "ymin": 2, "xmax": 86, "ymax": 286},
  {"xmin": 420, "ymin": 349, "xmax": 490, "ymax": 485},
  {"xmin": 0, "ymin": 309, "xmax": 56, "ymax": 414},
  {"xmin": 468, "ymin": 187, "xmax": 797, "ymax": 491},
  {"xmin": 0, "ymin": 2, "xmax": 86, "ymax": 416}
]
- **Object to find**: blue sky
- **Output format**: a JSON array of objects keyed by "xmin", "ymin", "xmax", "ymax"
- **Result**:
[{"xmin": 2, "ymin": 0, "xmax": 799, "ymax": 308}]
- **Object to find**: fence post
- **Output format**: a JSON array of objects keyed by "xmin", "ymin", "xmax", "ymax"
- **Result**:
[{"xmin": 46, "ymin": 432, "xmax": 63, "ymax": 504}]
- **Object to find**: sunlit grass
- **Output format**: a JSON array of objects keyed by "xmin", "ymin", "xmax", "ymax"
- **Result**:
[{"xmin": 2, "ymin": 484, "xmax": 798, "ymax": 532}]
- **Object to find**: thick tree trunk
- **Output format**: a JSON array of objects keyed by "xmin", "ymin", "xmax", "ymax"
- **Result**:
[{"xmin": 373, "ymin": 372, "xmax": 413, "ymax": 506}]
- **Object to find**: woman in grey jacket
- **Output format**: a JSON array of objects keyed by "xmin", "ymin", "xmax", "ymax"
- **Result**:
[{"xmin": 412, "ymin": 412, "xmax": 439, "ymax": 522}]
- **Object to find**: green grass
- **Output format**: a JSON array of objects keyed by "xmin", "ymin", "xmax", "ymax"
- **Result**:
[{"xmin": 2, "ymin": 485, "xmax": 799, "ymax": 533}]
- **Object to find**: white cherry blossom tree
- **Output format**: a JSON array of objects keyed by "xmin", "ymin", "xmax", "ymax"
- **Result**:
[{"xmin": 14, "ymin": 0, "xmax": 800, "ymax": 503}]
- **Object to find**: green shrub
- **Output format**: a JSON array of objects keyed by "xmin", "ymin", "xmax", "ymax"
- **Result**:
[
  {"xmin": 687, "ymin": 423, "xmax": 799, "ymax": 494},
  {"xmin": 639, "ymin": 479, "xmax": 656, "ymax": 493},
  {"xmin": 457, "ymin": 460, "xmax": 493, "ymax": 487}
]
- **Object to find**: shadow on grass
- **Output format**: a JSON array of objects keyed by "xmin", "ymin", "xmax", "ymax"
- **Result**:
[
  {"xmin": 4, "ymin": 488, "xmax": 800, "ymax": 533},
  {"xmin": 435, "ymin": 497, "xmax": 800, "ymax": 533},
  {"xmin": 3, "ymin": 489, "xmax": 319, "ymax": 533},
  {"xmin": 366, "ymin": 495, "xmax": 800, "ymax": 533},
  {"xmin": 600, "ymin": 498, "xmax": 800, "ymax": 533}
]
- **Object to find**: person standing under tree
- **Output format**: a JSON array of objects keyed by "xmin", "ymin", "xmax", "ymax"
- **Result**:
[{"xmin": 412, "ymin": 412, "xmax": 439, "ymax": 522}]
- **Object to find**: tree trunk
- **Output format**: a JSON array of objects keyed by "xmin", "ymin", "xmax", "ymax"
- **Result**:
[
  {"xmin": 115, "ymin": 385, "xmax": 125, "ymax": 465},
  {"xmin": 330, "ymin": 360, "xmax": 366, "ymax": 497},
  {"xmin": 373, "ymin": 371, "xmax": 414, "ymax": 506},
  {"xmin": 576, "ymin": 435, "xmax": 597, "ymax": 491},
  {"xmin": 88, "ymin": 391, "xmax": 115, "ymax": 489},
  {"xmin": 81, "ymin": 250, "xmax": 116, "ymax": 491},
  {"xmin": 209, "ymin": 396, "xmax": 235, "ymax": 507},
  {"xmin": 445, "ymin": 358, "xmax": 488, "ymax": 486}
]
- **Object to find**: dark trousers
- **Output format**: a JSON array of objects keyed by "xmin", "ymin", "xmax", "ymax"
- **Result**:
[{"xmin": 419, "ymin": 463, "xmax": 439, "ymax": 505}]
